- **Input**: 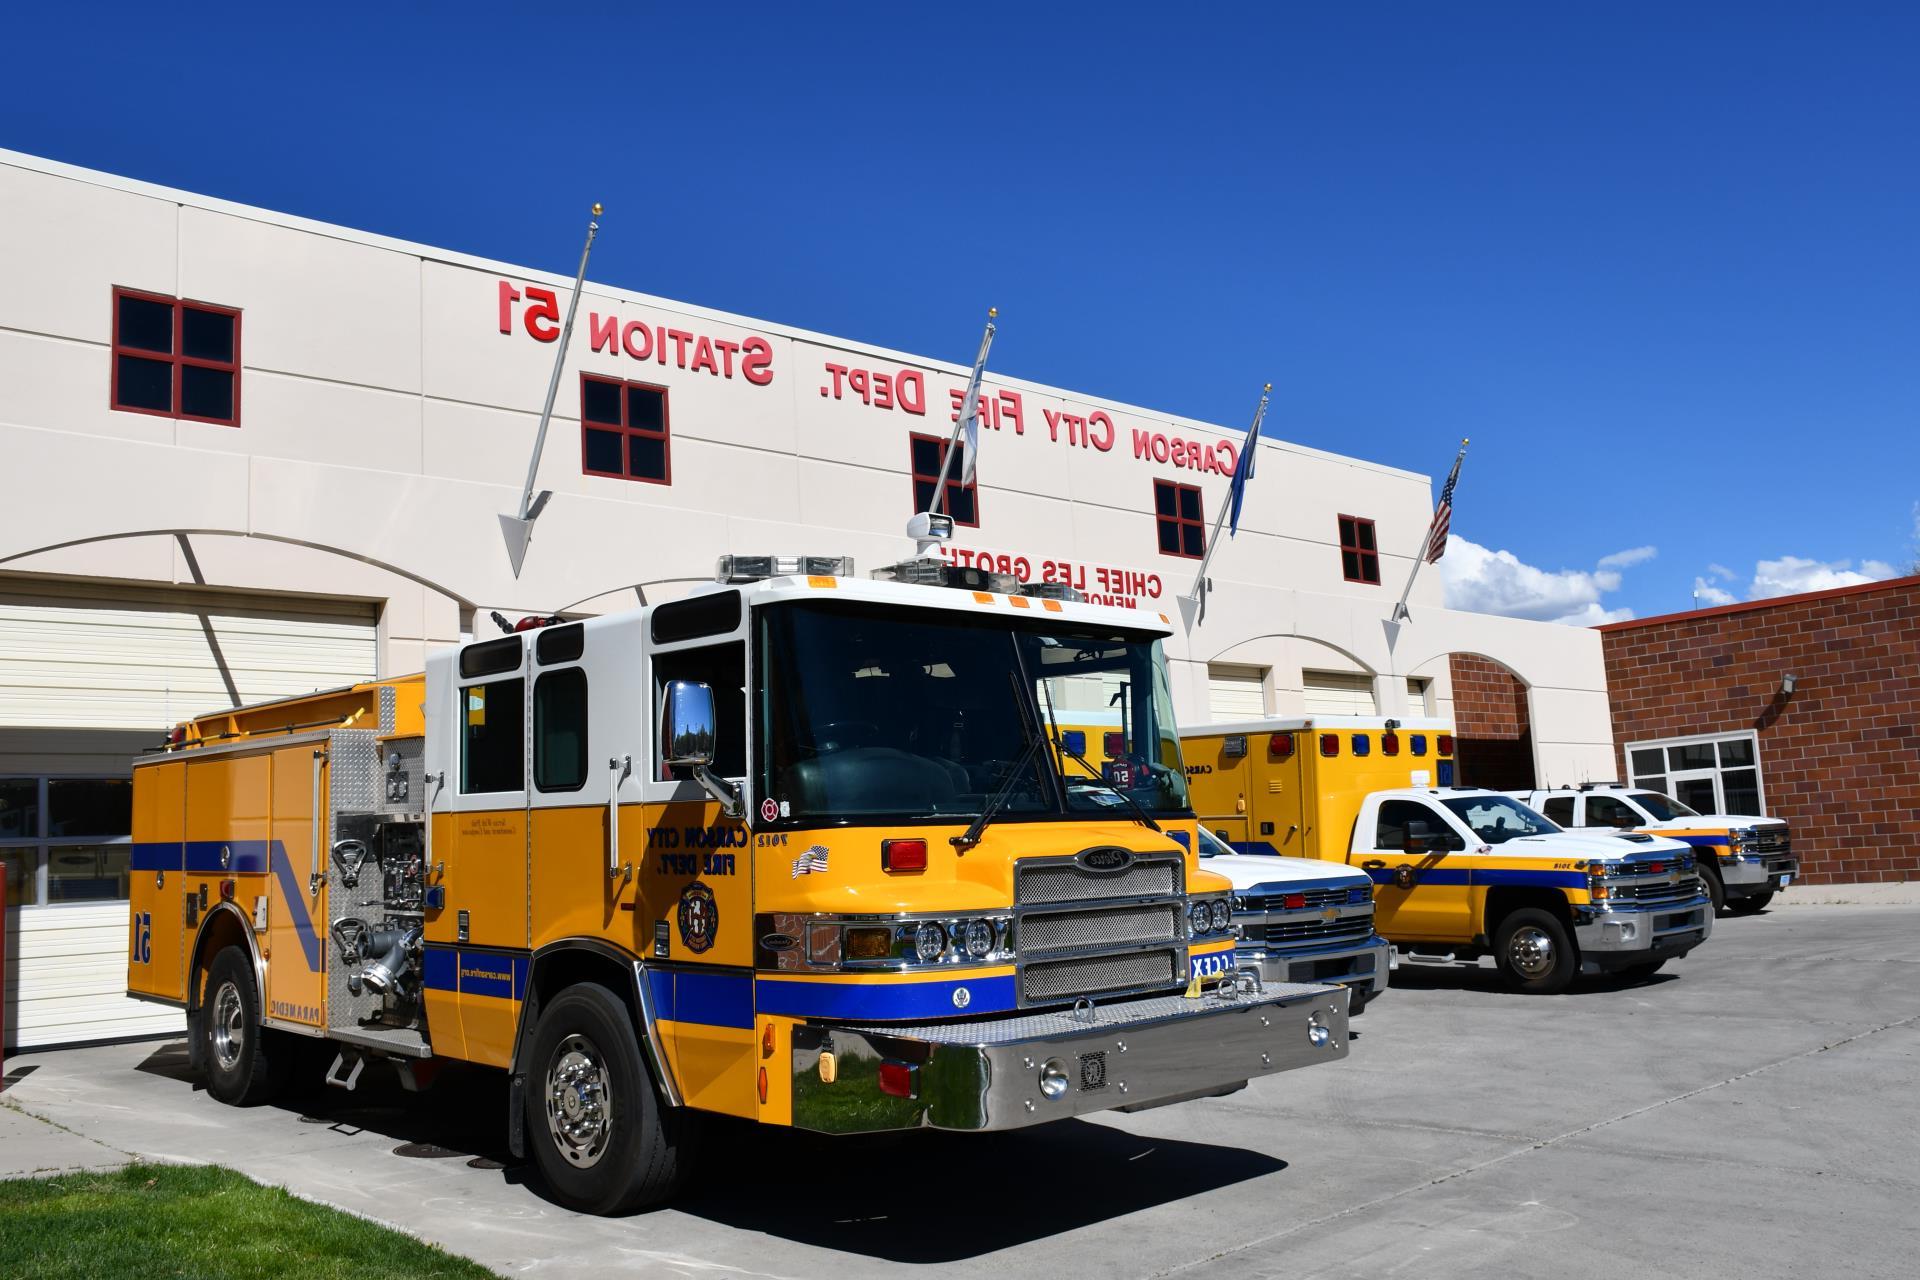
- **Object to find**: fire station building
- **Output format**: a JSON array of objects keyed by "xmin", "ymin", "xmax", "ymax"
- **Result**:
[{"xmin": 0, "ymin": 148, "xmax": 1613, "ymax": 1048}]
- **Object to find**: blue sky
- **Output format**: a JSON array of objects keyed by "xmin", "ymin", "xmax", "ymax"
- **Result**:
[{"xmin": 6, "ymin": 2, "xmax": 1915, "ymax": 623}]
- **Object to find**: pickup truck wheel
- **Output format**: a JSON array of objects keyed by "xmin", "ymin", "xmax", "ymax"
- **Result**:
[
  {"xmin": 526, "ymin": 983, "xmax": 688, "ymax": 1215},
  {"xmin": 1494, "ymin": 909, "xmax": 1577, "ymax": 994},
  {"xmin": 1727, "ymin": 890, "xmax": 1773, "ymax": 916},
  {"xmin": 201, "ymin": 946, "xmax": 288, "ymax": 1105},
  {"xmin": 1696, "ymin": 865, "xmax": 1725, "ymax": 915}
]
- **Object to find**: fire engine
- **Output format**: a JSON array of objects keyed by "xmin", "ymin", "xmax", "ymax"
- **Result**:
[
  {"xmin": 1181, "ymin": 717, "xmax": 1714, "ymax": 993},
  {"xmin": 127, "ymin": 552, "xmax": 1352, "ymax": 1214}
]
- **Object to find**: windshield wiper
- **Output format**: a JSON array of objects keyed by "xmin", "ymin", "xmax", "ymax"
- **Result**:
[
  {"xmin": 1057, "ymin": 745, "xmax": 1161, "ymax": 833},
  {"xmin": 952, "ymin": 673, "xmax": 1049, "ymax": 851}
]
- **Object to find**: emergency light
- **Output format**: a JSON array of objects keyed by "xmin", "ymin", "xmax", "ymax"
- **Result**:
[{"xmin": 715, "ymin": 554, "xmax": 854, "ymax": 583}]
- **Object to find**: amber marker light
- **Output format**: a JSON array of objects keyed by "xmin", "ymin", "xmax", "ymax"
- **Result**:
[{"xmin": 845, "ymin": 927, "xmax": 893, "ymax": 959}]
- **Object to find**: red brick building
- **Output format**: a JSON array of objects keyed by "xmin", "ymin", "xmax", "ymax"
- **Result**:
[
  {"xmin": 1596, "ymin": 576, "xmax": 1920, "ymax": 885},
  {"xmin": 1448, "ymin": 653, "xmax": 1536, "ymax": 790}
]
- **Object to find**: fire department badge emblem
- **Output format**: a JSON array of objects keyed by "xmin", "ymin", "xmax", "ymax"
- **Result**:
[
  {"xmin": 1394, "ymin": 865, "xmax": 1417, "ymax": 889},
  {"xmin": 677, "ymin": 880, "xmax": 718, "ymax": 954}
]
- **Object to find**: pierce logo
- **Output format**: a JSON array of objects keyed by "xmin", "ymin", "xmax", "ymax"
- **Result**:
[{"xmin": 1076, "ymin": 846, "xmax": 1135, "ymax": 874}]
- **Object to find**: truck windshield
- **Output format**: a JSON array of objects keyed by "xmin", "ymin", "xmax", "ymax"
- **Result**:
[
  {"xmin": 1440, "ymin": 795, "xmax": 1561, "ymax": 844},
  {"xmin": 1629, "ymin": 791, "xmax": 1699, "ymax": 820},
  {"xmin": 755, "ymin": 600, "xmax": 1191, "ymax": 825}
]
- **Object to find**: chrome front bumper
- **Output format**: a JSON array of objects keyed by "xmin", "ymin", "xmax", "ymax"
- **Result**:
[
  {"xmin": 1235, "ymin": 935, "xmax": 1391, "ymax": 1003},
  {"xmin": 788, "ymin": 982, "xmax": 1350, "ymax": 1134},
  {"xmin": 1572, "ymin": 893, "xmax": 1713, "ymax": 971},
  {"xmin": 1722, "ymin": 856, "xmax": 1797, "ymax": 895}
]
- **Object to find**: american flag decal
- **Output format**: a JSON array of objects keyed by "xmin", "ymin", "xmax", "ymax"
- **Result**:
[{"xmin": 791, "ymin": 845, "xmax": 830, "ymax": 878}]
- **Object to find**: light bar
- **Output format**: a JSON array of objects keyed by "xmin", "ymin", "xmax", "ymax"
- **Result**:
[
  {"xmin": 715, "ymin": 554, "xmax": 854, "ymax": 583},
  {"xmin": 1019, "ymin": 581, "xmax": 1086, "ymax": 603},
  {"xmin": 870, "ymin": 558, "xmax": 1020, "ymax": 594}
]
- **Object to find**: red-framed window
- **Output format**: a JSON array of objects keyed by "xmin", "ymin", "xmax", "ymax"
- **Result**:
[
  {"xmin": 1154, "ymin": 480, "xmax": 1205, "ymax": 559},
  {"xmin": 1339, "ymin": 514, "xmax": 1380, "ymax": 584},
  {"xmin": 909, "ymin": 433, "xmax": 979, "ymax": 526},
  {"xmin": 110, "ymin": 287, "xmax": 241, "ymax": 426},
  {"xmin": 581, "ymin": 373, "xmax": 671, "ymax": 485}
]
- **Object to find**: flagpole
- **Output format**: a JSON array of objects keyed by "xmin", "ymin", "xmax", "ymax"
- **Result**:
[
  {"xmin": 1390, "ymin": 437, "xmax": 1468, "ymax": 623},
  {"xmin": 927, "ymin": 308, "xmax": 997, "ymax": 518},
  {"xmin": 1182, "ymin": 383, "xmax": 1271, "ymax": 623}
]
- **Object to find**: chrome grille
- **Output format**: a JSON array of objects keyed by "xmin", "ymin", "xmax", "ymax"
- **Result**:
[
  {"xmin": 1263, "ymin": 915, "xmax": 1375, "ymax": 948},
  {"xmin": 1239, "ymin": 886, "xmax": 1351, "ymax": 911},
  {"xmin": 1611, "ymin": 875, "xmax": 1699, "ymax": 905},
  {"xmin": 1016, "ymin": 858, "xmax": 1179, "ymax": 905},
  {"xmin": 1022, "ymin": 949, "xmax": 1177, "ymax": 1004},
  {"xmin": 1021, "ymin": 903, "xmax": 1180, "ymax": 952},
  {"xmin": 1748, "ymin": 828, "xmax": 1791, "ymax": 855}
]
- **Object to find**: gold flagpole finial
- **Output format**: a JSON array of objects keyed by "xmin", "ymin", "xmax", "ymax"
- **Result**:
[
  {"xmin": 1462, "ymin": 437, "xmax": 1470, "ymax": 445},
  {"xmin": 988, "ymin": 306, "xmax": 998, "ymax": 319},
  {"xmin": 1264, "ymin": 382, "xmax": 1273, "ymax": 393},
  {"xmin": 591, "ymin": 202, "xmax": 604, "ymax": 217}
]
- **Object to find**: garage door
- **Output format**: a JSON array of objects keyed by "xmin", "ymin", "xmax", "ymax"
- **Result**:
[
  {"xmin": 1303, "ymin": 670, "xmax": 1377, "ymax": 715},
  {"xmin": 0, "ymin": 578, "xmax": 377, "ymax": 729},
  {"xmin": 1207, "ymin": 666, "xmax": 1266, "ymax": 721}
]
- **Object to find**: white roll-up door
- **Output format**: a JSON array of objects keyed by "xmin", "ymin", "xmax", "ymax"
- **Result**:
[
  {"xmin": 1303, "ymin": 670, "xmax": 1377, "ymax": 716},
  {"xmin": 1207, "ymin": 666, "xmax": 1266, "ymax": 721},
  {"xmin": 0, "ymin": 578, "xmax": 377, "ymax": 729}
]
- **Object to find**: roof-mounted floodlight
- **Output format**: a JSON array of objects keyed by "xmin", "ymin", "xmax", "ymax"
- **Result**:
[{"xmin": 907, "ymin": 511, "xmax": 955, "ymax": 556}]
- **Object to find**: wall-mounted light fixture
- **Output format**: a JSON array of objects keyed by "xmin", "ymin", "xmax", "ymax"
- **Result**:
[{"xmin": 1781, "ymin": 673, "xmax": 1798, "ymax": 697}]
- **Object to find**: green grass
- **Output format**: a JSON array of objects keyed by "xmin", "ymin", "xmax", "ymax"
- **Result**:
[{"xmin": 0, "ymin": 1164, "xmax": 497, "ymax": 1280}]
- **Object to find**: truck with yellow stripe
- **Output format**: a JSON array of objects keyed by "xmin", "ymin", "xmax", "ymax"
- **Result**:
[
  {"xmin": 1182, "ymin": 717, "xmax": 1714, "ymax": 993},
  {"xmin": 127, "ymin": 554, "xmax": 1352, "ymax": 1214}
]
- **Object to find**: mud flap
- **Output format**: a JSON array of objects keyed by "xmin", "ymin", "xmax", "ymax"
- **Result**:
[{"xmin": 508, "ymin": 1072, "xmax": 527, "ymax": 1159}]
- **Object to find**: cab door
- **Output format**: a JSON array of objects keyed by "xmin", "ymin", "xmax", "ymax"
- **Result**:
[{"xmin": 1357, "ymin": 799, "xmax": 1474, "ymax": 942}]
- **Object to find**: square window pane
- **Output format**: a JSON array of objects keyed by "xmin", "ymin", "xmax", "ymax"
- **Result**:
[
  {"xmin": 181, "ymin": 365, "xmax": 234, "ymax": 420},
  {"xmin": 1675, "ymin": 777, "xmax": 1717, "ymax": 813},
  {"xmin": 46, "ymin": 779, "xmax": 131, "ymax": 838},
  {"xmin": 1181, "ymin": 523, "xmax": 1204, "ymax": 557},
  {"xmin": 1178, "ymin": 486, "xmax": 1201, "ymax": 520},
  {"xmin": 913, "ymin": 478, "xmax": 937, "ymax": 512},
  {"xmin": 181, "ymin": 307, "xmax": 233, "ymax": 362},
  {"xmin": 1630, "ymin": 748, "xmax": 1664, "ymax": 777},
  {"xmin": 1722, "ymin": 769, "xmax": 1761, "ymax": 814},
  {"xmin": 1718, "ymin": 738, "xmax": 1754, "ymax": 767},
  {"xmin": 0, "ymin": 778, "xmax": 38, "ymax": 839},
  {"xmin": 3, "ymin": 849, "xmax": 40, "ymax": 906},
  {"xmin": 1670, "ymin": 742, "xmax": 1716, "ymax": 770},
  {"xmin": 912, "ymin": 437, "xmax": 943, "ymax": 477},
  {"xmin": 627, "ymin": 386, "xmax": 666, "ymax": 433},
  {"xmin": 1158, "ymin": 521, "xmax": 1180, "ymax": 553},
  {"xmin": 1638, "ymin": 774, "xmax": 1668, "ymax": 796},
  {"xmin": 534, "ymin": 667, "xmax": 589, "ymax": 792},
  {"xmin": 461, "ymin": 678, "xmax": 525, "ymax": 793},
  {"xmin": 582, "ymin": 378, "xmax": 622, "ymax": 426},
  {"xmin": 584, "ymin": 427, "xmax": 623, "ymax": 474},
  {"xmin": 118, "ymin": 294, "xmax": 173, "ymax": 354},
  {"xmin": 116, "ymin": 354, "xmax": 173, "ymax": 411},
  {"xmin": 949, "ymin": 486, "xmax": 977, "ymax": 525},
  {"xmin": 629, "ymin": 434, "xmax": 668, "ymax": 481},
  {"xmin": 1356, "ymin": 521, "xmax": 1376, "ymax": 551},
  {"xmin": 1154, "ymin": 483, "xmax": 1177, "ymax": 516},
  {"xmin": 47, "ymin": 843, "xmax": 131, "ymax": 902}
]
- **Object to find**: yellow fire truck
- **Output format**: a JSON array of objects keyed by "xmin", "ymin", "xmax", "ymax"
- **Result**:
[
  {"xmin": 127, "ymin": 555, "xmax": 1351, "ymax": 1213},
  {"xmin": 1182, "ymin": 716, "xmax": 1713, "ymax": 993}
]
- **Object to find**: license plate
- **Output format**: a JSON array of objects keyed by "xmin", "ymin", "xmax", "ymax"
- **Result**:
[{"xmin": 1777, "ymin": 874, "xmax": 1792, "ymax": 888}]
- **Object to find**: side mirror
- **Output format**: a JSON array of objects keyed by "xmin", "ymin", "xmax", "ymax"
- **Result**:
[
  {"xmin": 1403, "ymin": 819, "xmax": 1450, "ymax": 854},
  {"xmin": 660, "ymin": 680, "xmax": 717, "ymax": 769}
]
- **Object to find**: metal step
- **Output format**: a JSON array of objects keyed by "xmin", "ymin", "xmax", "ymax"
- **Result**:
[{"xmin": 326, "ymin": 1022, "xmax": 432, "ymax": 1058}]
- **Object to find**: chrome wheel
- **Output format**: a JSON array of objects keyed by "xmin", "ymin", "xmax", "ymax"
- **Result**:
[
  {"xmin": 1507, "ymin": 925, "xmax": 1557, "ymax": 980},
  {"xmin": 545, "ymin": 1033, "xmax": 613, "ymax": 1169},
  {"xmin": 210, "ymin": 979, "xmax": 246, "ymax": 1073}
]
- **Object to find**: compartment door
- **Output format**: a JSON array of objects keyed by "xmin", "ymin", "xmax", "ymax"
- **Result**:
[
  {"xmin": 265, "ymin": 743, "xmax": 328, "ymax": 1028},
  {"xmin": 128, "ymin": 761, "xmax": 187, "ymax": 1001}
]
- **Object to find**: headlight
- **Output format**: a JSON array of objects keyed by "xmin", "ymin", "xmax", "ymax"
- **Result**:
[
  {"xmin": 913, "ymin": 921, "xmax": 946, "ymax": 962},
  {"xmin": 1188, "ymin": 901, "xmax": 1212, "ymax": 935},
  {"xmin": 1209, "ymin": 899, "xmax": 1231, "ymax": 931},
  {"xmin": 962, "ymin": 918, "xmax": 994, "ymax": 959}
]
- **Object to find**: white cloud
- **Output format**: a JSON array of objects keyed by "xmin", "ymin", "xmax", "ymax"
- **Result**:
[
  {"xmin": 1747, "ymin": 556, "xmax": 1900, "ymax": 600},
  {"xmin": 1441, "ymin": 536, "xmax": 1640, "ymax": 626},
  {"xmin": 1692, "ymin": 577, "xmax": 1737, "ymax": 607},
  {"xmin": 1706, "ymin": 563, "xmax": 1737, "ymax": 581},
  {"xmin": 1597, "ymin": 545, "xmax": 1657, "ymax": 570}
]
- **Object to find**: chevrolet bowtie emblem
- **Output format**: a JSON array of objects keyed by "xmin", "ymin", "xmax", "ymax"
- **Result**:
[{"xmin": 1321, "ymin": 906, "xmax": 1339, "ymax": 921}]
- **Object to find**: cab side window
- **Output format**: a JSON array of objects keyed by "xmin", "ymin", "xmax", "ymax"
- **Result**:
[
  {"xmin": 653, "ymin": 641, "xmax": 747, "ymax": 780},
  {"xmin": 1376, "ymin": 800, "xmax": 1441, "ymax": 851},
  {"xmin": 461, "ymin": 678, "xmax": 524, "ymax": 793},
  {"xmin": 533, "ymin": 668, "xmax": 588, "ymax": 792},
  {"xmin": 1542, "ymin": 796, "xmax": 1574, "ymax": 826},
  {"xmin": 1586, "ymin": 794, "xmax": 1640, "ymax": 828}
]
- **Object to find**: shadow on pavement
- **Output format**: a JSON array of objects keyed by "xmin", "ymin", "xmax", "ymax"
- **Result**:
[
  {"xmin": 1386, "ymin": 967, "xmax": 1681, "ymax": 997},
  {"xmin": 133, "ymin": 1038, "xmax": 1286, "ymax": 1260}
]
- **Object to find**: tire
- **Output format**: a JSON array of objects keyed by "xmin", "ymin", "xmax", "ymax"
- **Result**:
[
  {"xmin": 201, "ymin": 946, "xmax": 288, "ymax": 1105},
  {"xmin": 1696, "ymin": 865, "xmax": 1725, "ymax": 915},
  {"xmin": 525, "ymin": 984, "xmax": 687, "ymax": 1215},
  {"xmin": 1727, "ymin": 890, "xmax": 1773, "ymax": 916},
  {"xmin": 1494, "ymin": 908, "xmax": 1578, "ymax": 994},
  {"xmin": 1617, "ymin": 960, "xmax": 1665, "ymax": 983}
]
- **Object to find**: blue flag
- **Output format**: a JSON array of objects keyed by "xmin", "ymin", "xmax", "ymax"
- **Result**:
[{"xmin": 1226, "ymin": 385, "xmax": 1270, "ymax": 537}]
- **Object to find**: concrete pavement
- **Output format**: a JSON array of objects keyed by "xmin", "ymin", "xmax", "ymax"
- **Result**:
[{"xmin": 3, "ymin": 901, "xmax": 1916, "ymax": 1278}]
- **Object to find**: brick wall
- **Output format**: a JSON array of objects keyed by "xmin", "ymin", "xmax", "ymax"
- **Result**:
[
  {"xmin": 1449, "ymin": 653, "xmax": 1535, "ymax": 789},
  {"xmin": 1599, "ymin": 577, "xmax": 1920, "ymax": 885}
]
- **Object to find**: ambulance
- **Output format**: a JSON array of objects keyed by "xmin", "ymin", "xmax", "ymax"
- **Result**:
[
  {"xmin": 1510, "ymin": 784, "xmax": 1795, "ymax": 915},
  {"xmin": 126, "ymin": 552, "xmax": 1352, "ymax": 1214},
  {"xmin": 1181, "ymin": 717, "xmax": 1713, "ymax": 993}
]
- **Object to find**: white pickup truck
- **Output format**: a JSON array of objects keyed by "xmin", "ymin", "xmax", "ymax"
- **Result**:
[
  {"xmin": 1510, "ymin": 784, "xmax": 1796, "ymax": 915},
  {"xmin": 1194, "ymin": 826, "xmax": 1392, "ymax": 1014}
]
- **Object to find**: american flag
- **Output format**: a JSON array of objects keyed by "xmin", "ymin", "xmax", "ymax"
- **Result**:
[
  {"xmin": 791, "ymin": 845, "xmax": 830, "ymax": 878},
  {"xmin": 1424, "ymin": 442, "xmax": 1468, "ymax": 564}
]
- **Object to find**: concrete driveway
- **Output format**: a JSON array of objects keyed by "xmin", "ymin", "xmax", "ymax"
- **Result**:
[{"xmin": 4, "ymin": 901, "xmax": 1917, "ymax": 1279}]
